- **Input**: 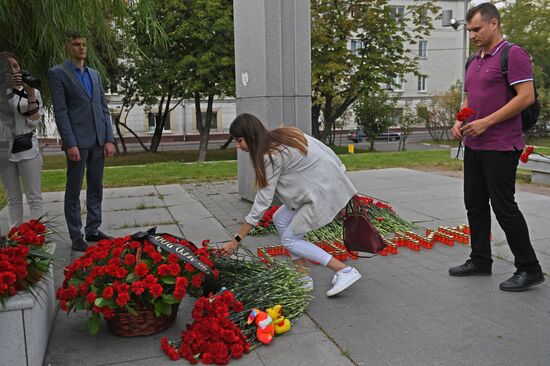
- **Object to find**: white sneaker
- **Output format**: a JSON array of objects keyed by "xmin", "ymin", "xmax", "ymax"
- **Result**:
[
  {"xmin": 300, "ymin": 275, "xmax": 314, "ymax": 291},
  {"xmin": 327, "ymin": 267, "xmax": 361, "ymax": 297}
]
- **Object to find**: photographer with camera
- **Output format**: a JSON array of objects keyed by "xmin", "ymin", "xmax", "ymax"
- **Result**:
[{"xmin": 0, "ymin": 51, "xmax": 45, "ymax": 228}]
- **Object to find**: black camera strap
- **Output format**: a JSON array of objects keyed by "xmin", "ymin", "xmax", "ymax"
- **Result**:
[
  {"xmin": 12, "ymin": 88, "xmax": 27, "ymax": 98},
  {"xmin": 12, "ymin": 88, "xmax": 39, "ymax": 116}
]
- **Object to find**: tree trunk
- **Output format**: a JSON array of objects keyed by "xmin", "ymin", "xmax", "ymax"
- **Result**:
[
  {"xmin": 150, "ymin": 84, "xmax": 174, "ymax": 153},
  {"xmin": 195, "ymin": 94, "xmax": 214, "ymax": 162},
  {"xmin": 399, "ymin": 134, "xmax": 408, "ymax": 151},
  {"xmin": 114, "ymin": 117, "xmax": 127, "ymax": 154},
  {"xmin": 311, "ymin": 104, "xmax": 321, "ymax": 139},
  {"xmin": 369, "ymin": 138, "xmax": 375, "ymax": 151},
  {"xmin": 119, "ymin": 122, "xmax": 149, "ymax": 152}
]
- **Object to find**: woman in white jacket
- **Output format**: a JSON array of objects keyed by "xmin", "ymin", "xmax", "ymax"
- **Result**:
[
  {"xmin": 0, "ymin": 52, "xmax": 45, "ymax": 228},
  {"xmin": 221, "ymin": 113, "xmax": 361, "ymax": 297}
]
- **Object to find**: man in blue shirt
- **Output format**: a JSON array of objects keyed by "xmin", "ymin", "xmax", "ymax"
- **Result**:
[{"xmin": 48, "ymin": 31, "xmax": 116, "ymax": 251}]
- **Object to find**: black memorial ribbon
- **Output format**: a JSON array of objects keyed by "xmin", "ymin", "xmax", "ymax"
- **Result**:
[{"xmin": 130, "ymin": 227, "xmax": 211, "ymax": 276}]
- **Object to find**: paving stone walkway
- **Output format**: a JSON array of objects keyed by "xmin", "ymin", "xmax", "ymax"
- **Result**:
[{"xmin": 2, "ymin": 168, "xmax": 548, "ymax": 365}]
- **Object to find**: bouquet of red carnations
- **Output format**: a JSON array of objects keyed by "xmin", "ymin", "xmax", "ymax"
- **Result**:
[
  {"xmin": 0, "ymin": 219, "xmax": 54, "ymax": 306},
  {"xmin": 161, "ymin": 289, "xmax": 250, "ymax": 364},
  {"xmin": 56, "ymin": 233, "xmax": 218, "ymax": 335}
]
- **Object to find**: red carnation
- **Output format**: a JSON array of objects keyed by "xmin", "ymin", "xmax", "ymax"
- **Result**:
[
  {"xmin": 167, "ymin": 253, "xmax": 179, "ymax": 263},
  {"xmin": 60, "ymin": 300, "xmax": 68, "ymax": 311},
  {"xmin": 174, "ymin": 286, "xmax": 186, "ymax": 301},
  {"xmin": 168, "ymin": 263, "xmax": 181, "ymax": 276},
  {"xmin": 520, "ymin": 145, "xmax": 535, "ymax": 163},
  {"xmin": 132, "ymin": 281, "xmax": 146, "ymax": 296},
  {"xmin": 134, "ymin": 263, "xmax": 149, "ymax": 277},
  {"xmin": 86, "ymin": 292, "xmax": 97, "ymax": 304},
  {"xmin": 149, "ymin": 283, "xmax": 163, "ymax": 298},
  {"xmin": 157, "ymin": 264, "xmax": 170, "ymax": 277},
  {"xmin": 456, "ymin": 107, "xmax": 475, "ymax": 122},
  {"xmin": 115, "ymin": 292, "xmax": 130, "ymax": 307},
  {"xmin": 123, "ymin": 254, "xmax": 136, "ymax": 266},
  {"xmin": 191, "ymin": 274, "xmax": 202, "ymax": 288},
  {"xmin": 231, "ymin": 343, "xmax": 244, "ymax": 359},
  {"xmin": 176, "ymin": 276, "xmax": 189, "ymax": 288},
  {"xmin": 102, "ymin": 286, "xmax": 114, "ymax": 300}
]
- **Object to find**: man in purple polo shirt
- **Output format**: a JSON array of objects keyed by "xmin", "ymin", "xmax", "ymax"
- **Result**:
[{"xmin": 448, "ymin": 2, "xmax": 544, "ymax": 291}]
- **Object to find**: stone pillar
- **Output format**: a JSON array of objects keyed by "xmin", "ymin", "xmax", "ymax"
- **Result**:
[{"xmin": 233, "ymin": 0, "xmax": 311, "ymax": 200}]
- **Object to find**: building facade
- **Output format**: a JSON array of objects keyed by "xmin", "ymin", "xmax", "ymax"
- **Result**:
[{"xmin": 387, "ymin": 0, "xmax": 468, "ymax": 122}]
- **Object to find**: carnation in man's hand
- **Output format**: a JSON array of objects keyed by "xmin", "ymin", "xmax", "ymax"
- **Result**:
[{"xmin": 456, "ymin": 107, "xmax": 475, "ymax": 123}]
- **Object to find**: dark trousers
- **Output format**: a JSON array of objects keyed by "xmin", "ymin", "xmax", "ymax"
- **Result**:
[
  {"xmin": 464, "ymin": 147, "xmax": 541, "ymax": 273},
  {"xmin": 64, "ymin": 143, "xmax": 105, "ymax": 240}
]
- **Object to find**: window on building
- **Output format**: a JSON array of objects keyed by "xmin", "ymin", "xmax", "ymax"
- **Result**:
[
  {"xmin": 390, "ymin": 6, "xmax": 405, "ymax": 20},
  {"xmin": 391, "ymin": 75, "xmax": 404, "ymax": 92},
  {"xmin": 417, "ymin": 75, "xmax": 427, "ymax": 92},
  {"xmin": 193, "ymin": 110, "xmax": 221, "ymax": 131},
  {"xmin": 201, "ymin": 111, "xmax": 219, "ymax": 128},
  {"xmin": 350, "ymin": 39, "xmax": 364, "ymax": 56},
  {"xmin": 419, "ymin": 40, "xmax": 428, "ymax": 58},
  {"xmin": 147, "ymin": 112, "xmax": 171, "ymax": 133}
]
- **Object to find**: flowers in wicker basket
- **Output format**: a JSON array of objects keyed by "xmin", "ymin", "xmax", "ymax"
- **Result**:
[
  {"xmin": 0, "ymin": 219, "xmax": 54, "ymax": 306},
  {"xmin": 161, "ymin": 289, "xmax": 250, "ymax": 364},
  {"xmin": 56, "ymin": 233, "xmax": 218, "ymax": 335}
]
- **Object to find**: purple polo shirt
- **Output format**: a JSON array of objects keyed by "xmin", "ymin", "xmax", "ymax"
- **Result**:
[{"xmin": 464, "ymin": 40, "xmax": 534, "ymax": 151}]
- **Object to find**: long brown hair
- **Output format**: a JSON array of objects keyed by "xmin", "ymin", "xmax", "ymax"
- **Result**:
[{"xmin": 229, "ymin": 113, "xmax": 308, "ymax": 188}]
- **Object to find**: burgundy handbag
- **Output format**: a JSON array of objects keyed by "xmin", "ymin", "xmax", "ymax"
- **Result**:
[{"xmin": 343, "ymin": 196, "xmax": 387, "ymax": 257}]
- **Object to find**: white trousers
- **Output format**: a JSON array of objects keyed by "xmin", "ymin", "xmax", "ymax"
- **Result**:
[
  {"xmin": 272, "ymin": 205, "xmax": 332, "ymax": 266},
  {"xmin": 0, "ymin": 154, "xmax": 44, "ymax": 228}
]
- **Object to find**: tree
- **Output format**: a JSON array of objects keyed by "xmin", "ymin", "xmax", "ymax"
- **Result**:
[
  {"xmin": 353, "ymin": 91, "xmax": 395, "ymax": 151},
  {"xmin": 397, "ymin": 104, "xmax": 417, "ymax": 151},
  {"xmin": 501, "ymin": 0, "xmax": 550, "ymax": 91},
  {"xmin": 120, "ymin": 0, "xmax": 234, "ymax": 157},
  {"xmin": 0, "ymin": 0, "xmax": 164, "ymax": 104},
  {"xmin": 426, "ymin": 81, "xmax": 461, "ymax": 142},
  {"xmin": 311, "ymin": 0, "xmax": 439, "ymax": 143},
  {"xmin": 175, "ymin": 0, "xmax": 235, "ymax": 161},
  {"xmin": 501, "ymin": 0, "xmax": 550, "ymax": 137}
]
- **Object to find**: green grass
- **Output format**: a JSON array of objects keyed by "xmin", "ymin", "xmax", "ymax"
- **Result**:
[
  {"xmin": 40, "ymin": 161, "xmax": 239, "ymax": 192},
  {"xmin": 42, "ymin": 149, "xmax": 240, "ymax": 170},
  {"xmin": 341, "ymin": 149, "xmax": 463, "ymax": 171},
  {"xmin": 42, "ymin": 145, "xmax": 368, "ymax": 170}
]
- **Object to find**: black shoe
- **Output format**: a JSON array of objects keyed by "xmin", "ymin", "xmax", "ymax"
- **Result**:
[
  {"xmin": 71, "ymin": 237, "xmax": 88, "ymax": 252},
  {"xmin": 449, "ymin": 260, "xmax": 492, "ymax": 276},
  {"xmin": 499, "ymin": 271, "xmax": 545, "ymax": 292},
  {"xmin": 85, "ymin": 230, "xmax": 113, "ymax": 242}
]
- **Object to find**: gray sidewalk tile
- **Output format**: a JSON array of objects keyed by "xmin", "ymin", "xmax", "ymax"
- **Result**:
[
  {"xmin": 102, "ymin": 196, "xmax": 166, "ymax": 212},
  {"xmin": 104, "ymin": 207, "xmax": 175, "ymax": 230},
  {"xmin": 102, "ymin": 186, "xmax": 159, "ymax": 199}
]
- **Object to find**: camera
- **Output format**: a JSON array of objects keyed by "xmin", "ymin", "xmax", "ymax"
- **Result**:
[{"xmin": 21, "ymin": 70, "xmax": 41, "ymax": 89}]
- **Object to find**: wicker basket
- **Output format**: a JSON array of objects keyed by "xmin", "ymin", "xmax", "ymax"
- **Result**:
[{"xmin": 106, "ymin": 305, "xmax": 179, "ymax": 337}]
